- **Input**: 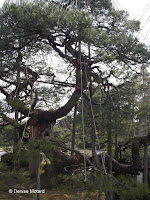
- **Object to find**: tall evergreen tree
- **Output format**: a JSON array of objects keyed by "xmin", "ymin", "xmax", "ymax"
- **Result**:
[{"xmin": 0, "ymin": 1, "xmax": 150, "ymax": 176}]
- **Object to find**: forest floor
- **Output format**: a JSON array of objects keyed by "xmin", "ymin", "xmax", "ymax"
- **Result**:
[
  {"xmin": 0, "ymin": 165, "xmax": 98, "ymax": 200},
  {"xmin": 0, "ymin": 149, "xmax": 100, "ymax": 200},
  {"xmin": 0, "ymin": 183, "xmax": 98, "ymax": 200}
]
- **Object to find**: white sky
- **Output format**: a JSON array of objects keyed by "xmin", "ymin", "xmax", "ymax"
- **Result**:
[
  {"xmin": 115, "ymin": 0, "xmax": 150, "ymax": 45},
  {"xmin": 0, "ymin": 0, "xmax": 150, "ymax": 45}
]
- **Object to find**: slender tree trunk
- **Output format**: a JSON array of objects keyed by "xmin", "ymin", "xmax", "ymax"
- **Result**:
[
  {"xmin": 89, "ymin": 79, "xmax": 96, "ymax": 163},
  {"xmin": 37, "ymin": 144, "xmax": 41, "ymax": 200},
  {"xmin": 77, "ymin": 0, "xmax": 81, "ymax": 9},
  {"xmin": 119, "ymin": 149, "xmax": 122, "ymax": 161},
  {"xmin": 91, "ymin": 128, "xmax": 96, "ymax": 163},
  {"xmin": 13, "ymin": 111, "xmax": 19, "ymax": 169},
  {"xmin": 88, "ymin": 43, "xmax": 96, "ymax": 163},
  {"xmin": 107, "ymin": 111, "xmax": 112, "ymax": 175},
  {"xmin": 29, "ymin": 123, "xmax": 39, "ymax": 178},
  {"xmin": 107, "ymin": 98, "xmax": 113, "ymax": 200},
  {"xmin": 144, "ymin": 143, "xmax": 148, "ymax": 184},
  {"xmin": 13, "ymin": 112, "xmax": 19, "ymax": 154},
  {"xmin": 107, "ymin": 122, "xmax": 113, "ymax": 200},
  {"xmin": 71, "ymin": 104, "xmax": 77, "ymax": 155},
  {"xmin": 29, "ymin": 153, "xmax": 39, "ymax": 178},
  {"xmin": 13, "ymin": 51, "xmax": 21, "ymax": 166},
  {"xmin": 115, "ymin": 127, "xmax": 119, "ymax": 161}
]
